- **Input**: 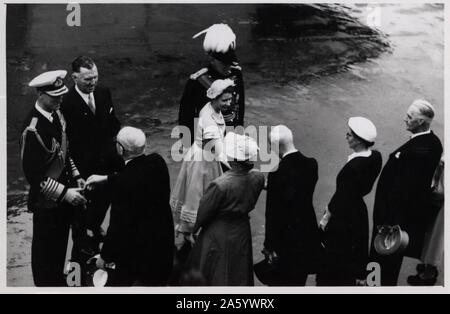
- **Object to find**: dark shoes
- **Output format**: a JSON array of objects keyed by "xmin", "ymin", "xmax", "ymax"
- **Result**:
[{"xmin": 407, "ymin": 264, "xmax": 438, "ymax": 286}]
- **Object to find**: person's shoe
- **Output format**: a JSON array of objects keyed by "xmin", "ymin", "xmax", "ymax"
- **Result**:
[
  {"xmin": 407, "ymin": 265, "xmax": 438, "ymax": 286},
  {"xmin": 407, "ymin": 274, "xmax": 437, "ymax": 286}
]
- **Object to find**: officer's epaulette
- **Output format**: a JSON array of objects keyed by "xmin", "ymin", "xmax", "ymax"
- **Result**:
[
  {"xmin": 26, "ymin": 117, "xmax": 38, "ymax": 132},
  {"xmin": 190, "ymin": 68, "xmax": 209, "ymax": 80}
]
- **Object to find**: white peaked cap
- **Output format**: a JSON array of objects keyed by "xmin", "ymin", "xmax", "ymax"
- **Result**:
[
  {"xmin": 117, "ymin": 126, "xmax": 146, "ymax": 154},
  {"xmin": 28, "ymin": 70, "xmax": 68, "ymax": 96},
  {"xmin": 348, "ymin": 117, "xmax": 377, "ymax": 143},
  {"xmin": 193, "ymin": 23, "xmax": 236, "ymax": 53},
  {"xmin": 224, "ymin": 132, "xmax": 259, "ymax": 161}
]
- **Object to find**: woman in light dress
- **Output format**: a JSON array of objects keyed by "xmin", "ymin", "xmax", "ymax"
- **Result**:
[{"xmin": 171, "ymin": 79, "xmax": 234, "ymax": 239}]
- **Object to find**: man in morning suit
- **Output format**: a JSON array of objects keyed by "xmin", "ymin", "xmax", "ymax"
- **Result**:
[
  {"xmin": 86, "ymin": 127, "xmax": 174, "ymax": 286},
  {"xmin": 263, "ymin": 125, "xmax": 321, "ymax": 286},
  {"xmin": 370, "ymin": 99, "xmax": 443, "ymax": 286},
  {"xmin": 60, "ymin": 56, "xmax": 122, "ymax": 273}
]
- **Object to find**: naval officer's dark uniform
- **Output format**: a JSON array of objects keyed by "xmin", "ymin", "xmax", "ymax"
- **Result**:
[{"xmin": 21, "ymin": 107, "xmax": 82, "ymax": 286}]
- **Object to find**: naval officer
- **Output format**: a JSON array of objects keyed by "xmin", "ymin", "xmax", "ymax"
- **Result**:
[{"xmin": 21, "ymin": 70, "xmax": 87, "ymax": 286}]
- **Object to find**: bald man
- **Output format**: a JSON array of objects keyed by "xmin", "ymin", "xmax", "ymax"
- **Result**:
[
  {"xmin": 262, "ymin": 125, "xmax": 321, "ymax": 286},
  {"xmin": 370, "ymin": 100, "xmax": 442, "ymax": 286},
  {"xmin": 86, "ymin": 127, "xmax": 174, "ymax": 286}
]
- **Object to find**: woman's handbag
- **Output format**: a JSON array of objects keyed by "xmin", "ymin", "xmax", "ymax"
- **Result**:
[{"xmin": 373, "ymin": 225, "xmax": 409, "ymax": 256}]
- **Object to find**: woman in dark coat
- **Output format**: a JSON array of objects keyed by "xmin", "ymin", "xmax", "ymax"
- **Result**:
[
  {"xmin": 187, "ymin": 133, "xmax": 265, "ymax": 286},
  {"xmin": 317, "ymin": 117, "xmax": 382, "ymax": 286}
]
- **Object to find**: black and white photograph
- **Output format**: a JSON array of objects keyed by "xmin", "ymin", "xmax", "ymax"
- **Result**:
[{"xmin": 3, "ymin": 1, "xmax": 447, "ymax": 294}]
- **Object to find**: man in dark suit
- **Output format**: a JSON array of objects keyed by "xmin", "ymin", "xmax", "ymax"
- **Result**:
[
  {"xmin": 21, "ymin": 70, "xmax": 87, "ymax": 286},
  {"xmin": 370, "ymin": 100, "xmax": 443, "ymax": 286},
  {"xmin": 179, "ymin": 24, "xmax": 245, "ymax": 145},
  {"xmin": 263, "ymin": 125, "xmax": 321, "ymax": 286},
  {"xmin": 86, "ymin": 127, "xmax": 174, "ymax": 286},
  {"xmin": 61, "ymin": 56, "xmax": 122, "ymax": 246}
]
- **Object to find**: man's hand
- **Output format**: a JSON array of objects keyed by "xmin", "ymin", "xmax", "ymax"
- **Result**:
[
  {"xmin": 184, "ymin": 233, "xmax": 196, "ymax": 246},
  {"xmin": 76, "ymin": 178, "xmax": 86, "ymax": 189},
  {"xmin": 86, "ymin": 175, "xmax": 108, "ymax": 188},
  {"xmin": 63, "ymin": 188, "xmax": 87, "ymax": 207},
  {"xmin": 262, "ymin": 247, "xmax": 279, "ymax": 264},
  {"xmin": 96, "ymin": 256, "xmax": 106, "ymax": 270}
]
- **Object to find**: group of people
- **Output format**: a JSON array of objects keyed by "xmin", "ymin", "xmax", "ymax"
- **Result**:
[
  {"xmin": 21, "ymin": 55, "xmax": 174, "ymax": 286},
  {"xmin": 20, "ymin": 22, "xmax": 444, "ymax": 287}
]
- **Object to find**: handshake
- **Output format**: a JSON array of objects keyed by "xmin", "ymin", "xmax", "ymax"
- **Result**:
[{"xmin": 63, "ymin": 175, "xmax": 109, "ymax": 207}]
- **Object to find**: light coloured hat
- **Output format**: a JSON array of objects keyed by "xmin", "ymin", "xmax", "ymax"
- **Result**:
[
  {"xmin": 348, "ymin": 117, "xmax": 377, "ymax": 143},
  {"xmin": 117, "ymin": 126, "xmax": 146, "ymax": 155},
  {"xmin": 28, "ymin": 70, "xmax": 68, "ymax": 96},
  {"xmin": 193, "ymin": 23, "xmax": 236, "ymax": 53},
  {"xmin": 224, "ymin": 132, "xmax": 259, "ymax": 161},
  {"xmin": 206, "ymin": 79, "xmax": 235, "ymax": 99}
]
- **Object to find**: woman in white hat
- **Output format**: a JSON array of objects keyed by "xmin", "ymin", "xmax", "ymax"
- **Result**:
[
  {"xmin": 178, "ymin": 24, "xmax": 245, "ymax": 145},
  {"xmin": 186, "ymin": 132, "xmax": 265, "ymax": 286},
  {"xmin": 171, "ymin": 79, "xmax": 234, "ymax": 239},
  {"xmin": 317, "ymin": 117, "xmax": 382, "ymax": 286}
]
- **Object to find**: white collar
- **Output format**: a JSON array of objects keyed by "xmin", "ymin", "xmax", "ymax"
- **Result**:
[
  {"xmin": 348, "ymin": 149, "xmax": 372, "ymax": 162},
  {"xmin": 411, "ymin": 130, "xmax": 431, "ymax": 139},
  {"xmin": 75, "ymin": 84, "xmax": 94, "ymax": 104},
  {"xmin": 282, "ymin": 149, "xmax": 298, "ymax": 159},
  {"xmin": 35, "ymin": 102, "xmax": 53, "ymax": 122}
]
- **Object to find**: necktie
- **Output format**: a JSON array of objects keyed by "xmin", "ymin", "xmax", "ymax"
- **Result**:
[
  {"xmin": 52, "ymin": 111, "xmax": 62, "ymax": 132},
  {"xmin": 87, "ymin": 94, "xmax": 95, "ymax": 114}
]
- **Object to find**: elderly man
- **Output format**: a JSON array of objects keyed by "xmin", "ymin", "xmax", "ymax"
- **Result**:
[
  {"xmin": 21, "ymin": 70, "xmax": 87, "ymax": 286},
  {"xmin": 61, "ymin": 56, "xmax": 122, "ymax": 254},
  {"xmin": 262, "ymin": 125, "xmax": 321, "ymax": 286},
  {"xmin": 178, "ymin": 24, "xmax": 245, "ymax": 144},
  {"xmin": 370, "ymin": 100, "xmax": 443, "ymax": 286},
  {"xmin": 86, "ymin": 127, "xmax": 174, "ymax": 286}
]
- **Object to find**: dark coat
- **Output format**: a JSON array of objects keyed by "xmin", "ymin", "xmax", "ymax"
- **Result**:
[
  {"xmin": 178, "ymin": 66, "xmax": 245, "ymax": 144},
  {"xmin": 190, "ymin": 169, "xmax": 265, "ymax": 286},
  {"xmin": 60, "ymin": 85, "xmax": 122, "ymax": 177},
  {"xmin": 264, "ymin": 151, "xmax": 321, "ymax": 274},
  {"xmin": 21, "ymin": 107, "xmax": 77, "ymax": 286},
  {"xmin": 21, "ymin": 107, "xmax": 74, "ymax": 211},
  {"xmin": 322, "ymin": 150, "xmax": 382, "ymax": 281},
  {"xmin": 101, "ymin": 154, "xmax": 174, "ymax": 286},
  {"xmin": 372, "ymin": 132, "xmax": 442, "ymax": 258}
]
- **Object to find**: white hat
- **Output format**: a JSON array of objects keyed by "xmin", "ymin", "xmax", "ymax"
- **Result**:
[
  {"xmin": 117, "ymin": 126, "xmax": 146, "ymax": 155},
  {"xmin": 348, "ymin": 117, "xmax": 377, "ymax": 143},
  {"xmin": 28, "ymin": 70, "xmax": 68, "ymax": 96},
  {"xmin": 206, "ymin": 79, "xmax": 235, "ymax": 99},
  {"xmin": 193, "ymin": 23, "xmax": 236, "ymax": 53},
  {"xmin": 224, "ymin": 132, "xmax": 259, "ymax": 161}
]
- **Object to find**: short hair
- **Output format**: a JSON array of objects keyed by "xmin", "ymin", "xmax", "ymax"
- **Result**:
[
  {"xmin": 72, "ymin": 56, "xmax": 95, "ymax": 73},
  {"xmin": 411, "ymin": 99, "xmax": 435, "ymax": 122},
  {"xmin": 270, "ymin": 125, "xmax": 293, "ymax": 146},
  {"xmin": 117, "ymin": 126, "xmax": 146, "ymax": 155}
]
